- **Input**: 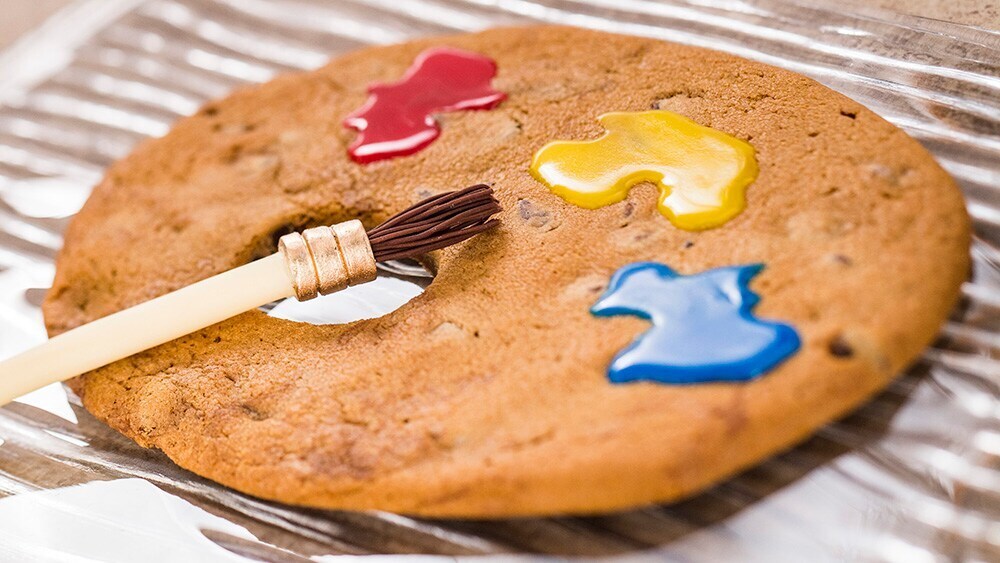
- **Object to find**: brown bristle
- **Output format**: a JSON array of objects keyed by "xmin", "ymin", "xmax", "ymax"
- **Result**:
[{"xmin": 367, "ymin": 184, "xmax": 501, "ymax": 262}]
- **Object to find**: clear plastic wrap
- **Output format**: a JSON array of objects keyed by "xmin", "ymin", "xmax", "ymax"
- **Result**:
[{"xmin": 0, "ymin": 1, "xmax": 996, "ymax": 560}]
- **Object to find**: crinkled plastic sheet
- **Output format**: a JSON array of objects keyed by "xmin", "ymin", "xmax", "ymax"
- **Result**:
[{"xmin": 0, "ymin": 0, "xmax": 997, "ymax": 560}]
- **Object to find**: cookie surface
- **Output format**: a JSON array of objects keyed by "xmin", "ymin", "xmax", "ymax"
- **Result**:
[{"xmin": 43, "ymin": 26, "xmax": 970, "ymax": 517}]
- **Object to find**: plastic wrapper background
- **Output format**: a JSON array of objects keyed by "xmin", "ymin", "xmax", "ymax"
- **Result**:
[{"xmin": 0, "ymin": 0, "xmax": 997, "ymax": 560}]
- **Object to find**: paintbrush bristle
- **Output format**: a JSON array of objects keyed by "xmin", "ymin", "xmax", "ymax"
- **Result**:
[{"xmin": 366, "ymin": 184, "xmax": 501, "ymax": 262}]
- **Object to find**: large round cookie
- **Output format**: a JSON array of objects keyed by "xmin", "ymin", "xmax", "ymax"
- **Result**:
[{"xmin": 43, "ymin": 26, "xmax": 970, "ymax": 517}]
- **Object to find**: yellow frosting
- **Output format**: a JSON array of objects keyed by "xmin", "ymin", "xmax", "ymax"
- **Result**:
[{"xmin": 529, "ymin": 110, "xmax": 758, "ymax": 231}]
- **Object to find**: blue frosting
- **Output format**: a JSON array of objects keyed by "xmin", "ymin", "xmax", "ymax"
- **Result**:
[{"xmin": 591, "ymin": 262, "xmax": 800, "ymax": 384}]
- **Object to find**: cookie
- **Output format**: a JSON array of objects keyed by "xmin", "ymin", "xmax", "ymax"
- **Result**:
[{"xmin": 43, "ymin": 26, "xmax": 970, "ymax": 517}]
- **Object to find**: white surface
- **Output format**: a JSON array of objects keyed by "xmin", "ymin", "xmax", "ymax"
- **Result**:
[
  {"xmin": 0, "ymin": 176, "xmax": 93, "ymax": 219},
  {"xmin": 268, "ymin": 276, "xmax": 424, "ymax": 325},
  {"xmin": 0, "ymin": 479, "xmax": 257, "ymax": 562}
]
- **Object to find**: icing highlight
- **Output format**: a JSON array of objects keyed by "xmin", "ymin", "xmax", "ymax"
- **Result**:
[
  {"xmin": 591, "ymin": 262, "xmax": 800, "ymax": 384},
  {"xmin": 530, "ymin": 110, "xmax": 758, "ymax": 230},
  {"xmin": 343, "ymin": 47, "xmax": 506, "ymax": 163}
]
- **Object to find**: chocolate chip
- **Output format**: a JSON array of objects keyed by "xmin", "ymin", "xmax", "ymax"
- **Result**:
[
  {"xmin": 831, "ymin": 254, "xmax": 852, "ymax": 266},
  {"xmin": 828, "ymin": 336, "xmax": 854, "ymax": 358},
  {"xmin": 622, "ymin": 201, "xmax": 635, "ymax": 218}
]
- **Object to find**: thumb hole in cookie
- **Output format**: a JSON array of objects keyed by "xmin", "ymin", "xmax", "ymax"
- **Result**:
[{"xmin": 261, "ymin": 259, "xmax": 431, "ymax": 325}]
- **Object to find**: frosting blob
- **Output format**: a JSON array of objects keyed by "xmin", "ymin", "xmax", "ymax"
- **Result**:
[
  {"xmin": 591, "ymin": 262, "xmax": 800, "ymax": 384},
  {"xmin": 343, "ymin": 47, "xmax": 506, "ymax": 163},
  {"xmin": 530, "ymin": 110, "xmax": 758, "ymax": 230}
]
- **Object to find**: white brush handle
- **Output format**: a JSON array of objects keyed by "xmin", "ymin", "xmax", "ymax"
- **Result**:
[{"xmin": 0, "ymin": 252, "xmax": 294, "ymax": 406}]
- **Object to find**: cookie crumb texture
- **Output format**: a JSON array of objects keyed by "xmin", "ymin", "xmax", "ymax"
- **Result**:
[{"xmin": 43, "ymin": 26, "xmax": 970, "ymax": 517}]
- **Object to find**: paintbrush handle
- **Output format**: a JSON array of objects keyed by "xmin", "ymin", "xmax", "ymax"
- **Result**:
[
  {"xmin": 0, "ymin": 219, "xmax": 378, "ymax": 407},
  {"xmin": 0, "ymin": 253, "xmax": 294, "ymax": 406},
  {"xmin": 0, "ymin": 183, "xmax": 497, "ymax": 407}
]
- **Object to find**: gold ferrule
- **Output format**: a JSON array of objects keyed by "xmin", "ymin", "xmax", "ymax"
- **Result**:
[
  {"xmin": 278, "ymin": 219, "xmax": 377, "ymax": 301},
  {"xmin": 333, "ymin": 220, "xmax": 378, "ymax": 285},
  {"xmin": 303, "ymin": 226, "xmax": 348, "ymax": 294},
  {"xmin": 277, "ymin": 232, "xmax": 319, "ymax": 301}
]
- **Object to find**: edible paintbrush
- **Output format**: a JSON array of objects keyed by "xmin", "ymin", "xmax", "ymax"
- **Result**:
[{"xmin": 0, "ymin": 184, "xmax": 501, "ymax": 406}]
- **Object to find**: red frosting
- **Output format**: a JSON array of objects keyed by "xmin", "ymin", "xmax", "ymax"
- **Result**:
[{"xmin": 343, "ymin": 47, "xmax": 506, "ymax": 163}]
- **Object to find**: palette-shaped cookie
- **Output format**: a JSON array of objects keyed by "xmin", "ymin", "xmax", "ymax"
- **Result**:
[{"xmin": 43, "ymin": 26, "xmax": 970, "ymax": 517}]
